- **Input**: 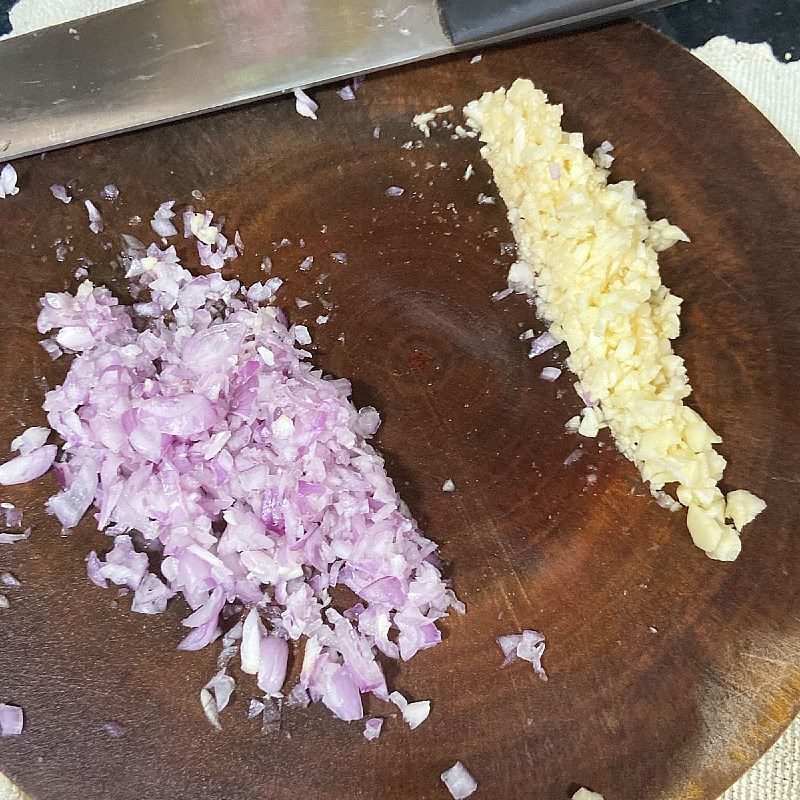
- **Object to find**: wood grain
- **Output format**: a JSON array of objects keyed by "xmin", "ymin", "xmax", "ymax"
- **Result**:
[{"xmin": 0, "ymin": 20, "xmax": 798, "ymax": 800}]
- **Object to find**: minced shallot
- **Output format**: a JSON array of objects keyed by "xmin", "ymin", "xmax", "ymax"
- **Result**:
[{"xmin": 1, "ymin": 222, "xmax": 459, "ymax": 725}]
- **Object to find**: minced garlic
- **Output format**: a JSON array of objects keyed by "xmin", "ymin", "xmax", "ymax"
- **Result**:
[
  {"xmin": 572, "ymin": 790, "xmax": 604, "ymax": 800},
  {"xmin": 464, "ymin": 79, "xmax": 765, "ymax": 561}
]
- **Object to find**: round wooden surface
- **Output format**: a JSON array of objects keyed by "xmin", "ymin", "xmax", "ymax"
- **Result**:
[{"xmin": 0, "ymin": 20, "xmax": 798, "ymax": 800}]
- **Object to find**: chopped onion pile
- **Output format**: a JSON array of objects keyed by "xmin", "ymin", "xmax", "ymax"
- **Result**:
[
  {"xmin": 7, "ymin": 223, "xmax": 459, "ymax": 724},
  {"xmin": 496, "ymin": 630, "xmax": 547, "ymax": 681}
]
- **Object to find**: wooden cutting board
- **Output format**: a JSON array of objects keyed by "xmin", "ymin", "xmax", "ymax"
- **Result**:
[{"xmin": 0, "ymin": 20, "xmax": 798, "ymax": 800}]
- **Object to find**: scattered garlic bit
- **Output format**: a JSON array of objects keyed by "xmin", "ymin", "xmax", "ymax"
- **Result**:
[
  {"xmin": 465, "ymin": 79, "xmax": 765, "ymax": 561},
  {"xmin": 412, "ymin": 104, "xmax": 454, "ymax": 137},
  {"xmin": 592, "ymin": 140, "xmax": 615, "ymax": 169},
  {"xmin": 442, "ymin": 479, "xmax": 455, "ymax": 492},
  {"xmin": 453, "ymin": 125, "xmax": 477, "ymax": 139},
  {"xmin": 572, "ymin": 789, "xmax": 605, "ymax": 800}
]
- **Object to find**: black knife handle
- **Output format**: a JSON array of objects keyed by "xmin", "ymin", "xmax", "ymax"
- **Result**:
[{"xmin": 438, "ymin": 0, "xmax": 677, "ymax": 45}]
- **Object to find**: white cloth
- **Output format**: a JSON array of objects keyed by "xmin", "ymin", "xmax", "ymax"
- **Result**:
[
  {"xmin": 692, "ymin": 36, "xmax": 800, "ymax": 155},
  {"xmin": 0, "ymin": 9, "xmax": 798, "ymax": 797}
]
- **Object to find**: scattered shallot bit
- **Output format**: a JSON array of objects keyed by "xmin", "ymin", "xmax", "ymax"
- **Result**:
[
  {"xmin": 491, "ymin": 287, "xmax": 513, "ymax": 302},
  {"xmin": 200, "ymin": 687, "xmax": 222, "ymax": 731},
  {"xmin": 528, "ymin": 331, "xmax": 558, "ymax": 358},
  {"xmin": 85, "ymin": 200, "xmax": 104, "ymax": 234},
  {"xmin": 0, "ymin": 444, "xmax": 57, "ymax": 486},
  {"xmin": 540, "ymin": 367, "xmax": 562, "ymax": 382},
  {"xmin": 261, "ymin": 698, "xmax": 282, "ymax": 734},
  {"xmin": 248, "ymin": 698, "xmax": 265, "ymax": 719},
  {"xmin": 496, "ymin": 630, "xmax": 548, "ymax": 680},
  {"xmin": 363, "ymin": 717, "xmax": 383, "ymax": 740},
  {"xmin": 102, "ymin": 721, "xmax": 126, "ymax": 738},
  {"xmin": 477, "ymin": 193, "xmax": 495, "ymax": 205},
  {"xmin": 0, "ymin": 704, "xmax": 23, "ymax": 737},
  {"xmin": 331, "ymin": 252, "xmax": 347, "ymax": 264},
  {"xmin": 1, "ymin": 571, "xmax": 21, "ymax": 588},
  {"xmin": 388, "ymin": 691, "xmax": 431, "ymax": 729},
  {"xmin": 0, "ymin": 528, "xmax": 32, "ymax": 545},
  {"xmin": 442, "ymin": 479, "xmax": 455, "ymax": 492},
  {"xmin": 201, "ymin": 669, "xmax": 235, "ymax": 730},
  {"xmin": 470, "ymin": 54, "xmax": 482, "ymax": 64},
  {"xmin": 100, "ymin": 184, "xmax": 119, "ymax": 201},
  {"xmin": 337, "ymin": 85, "xmax": 356, "ymax": 101},
  {"xmin": 463, "ymin": 164, "xmax": 474, "ymax": 180},
  {"xmin": 1, "ymin": 501, "xmax": 23, "ymax": 529},
  {"xmin": 0, "ymin": 594, "xmax": 8, "ymax": 609},
  {"xmin": 293, "ymin": 88, "xmax": 318, "ymax": 120},
  {"xmin": 299, "ymin": 256, "xmax": 314, "ymax": 271},
  {"xmin": 564, "ymin": 448, "xmax": 583, "ymax": 466},
  {"xmin": 151, "ymin": 200, "xmax": 178, "ymax": 238},
  {"xmin": 0, "ymin": 164, "xmax": 19, "ymax": 199},
  {"xmin": 441, "ymin": 762, "xmax": 477, "ymax": 799},
  {"xmin": 50, "ymin": 184, "xmax": 71, "ymax": 203},
  {"xmin": 386, "ymin": 186, "xmax": 404, "ymax": 197}
]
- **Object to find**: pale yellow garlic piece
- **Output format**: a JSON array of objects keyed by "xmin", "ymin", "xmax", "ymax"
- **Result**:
[
  {"xmin": 465, "ymin": 78, "xmax": 765, "ymax": 560},
  {"xmin": 726, "ymin": 489, "xmax": 767, "ymax": 532},
  {"xmin": 687, "ymin": 504, "xmax": 725, "ymax": 553},
  {"xmin": 709, "ymin": 526, "xmax": 743, "ymax": 562}
]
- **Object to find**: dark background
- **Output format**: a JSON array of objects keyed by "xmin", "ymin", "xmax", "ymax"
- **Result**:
[{"xmin": 0, "ymin": 0, "xmax": 798, "ymax": 60}]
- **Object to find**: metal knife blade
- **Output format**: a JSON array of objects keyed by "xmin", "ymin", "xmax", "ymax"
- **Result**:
[{"xmin": 0, "ymin": 0, "xmax": 671, "ymax": 160}]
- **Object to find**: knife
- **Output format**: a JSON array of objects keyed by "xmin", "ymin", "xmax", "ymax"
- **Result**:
[{"xmin": 0, "ymin": 0, "xmax": 671, "ymax": 160}]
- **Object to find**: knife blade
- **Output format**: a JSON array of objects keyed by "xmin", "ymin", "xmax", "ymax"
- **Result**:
[{"xmin": 0, "ymin": 0, "xmax": 672, "ymax": 160}]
